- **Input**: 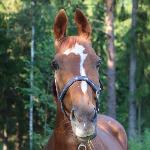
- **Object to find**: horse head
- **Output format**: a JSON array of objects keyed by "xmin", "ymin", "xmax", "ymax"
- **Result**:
[{"xmin": 52, "ymin": 9, "xmax": 102, "ymax": 141}]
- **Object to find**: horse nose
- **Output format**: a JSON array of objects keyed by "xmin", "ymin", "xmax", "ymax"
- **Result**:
[
  {"xmin": 70, "ymin": 106, "xmax": 97, "ymax": 140},
  {"xmin": 71, "ymin": 106, "xmax": 97, "ymax": 123}
]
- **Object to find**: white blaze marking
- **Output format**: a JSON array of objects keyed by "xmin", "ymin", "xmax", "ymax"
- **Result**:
[{"xmin": 64, "ymin": 43, "xmax": 88, "ymax": 94}]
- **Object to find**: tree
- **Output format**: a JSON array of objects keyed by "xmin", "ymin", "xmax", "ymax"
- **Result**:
[
  {"xmin": 29, "ymin": 1, "xmax": 35, "ymax": 150},
  {"xmin": 128, "ymin": 0, "xmax": 138, "ymax": 139},
  {"xmin": 0, "ymin": 0, "xmax": 150, "ymax": 149},
  {"xmin": 105, "ymin": 0, "xmax": 116, "ymax": 119}
]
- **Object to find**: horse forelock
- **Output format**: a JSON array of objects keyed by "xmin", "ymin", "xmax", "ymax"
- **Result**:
[{"xmin": 55, "ymin": 36, "xmax": 91, "ymax": 53}]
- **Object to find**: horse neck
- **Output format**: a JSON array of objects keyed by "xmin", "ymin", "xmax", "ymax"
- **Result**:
[
  {"xmin": 55, "ymin": 106, "xmax": 71, "ymax": 131},
  {"xmin": 52, "ymin": 83, "xmax": 72, "ymax": 132},
  {"xmin": 54, "ymin": 98, "xmax": 75, "ymax": 134},
  {"xmin": 51, "ymin": 103, "xmax": 79, "ymax": 149}
]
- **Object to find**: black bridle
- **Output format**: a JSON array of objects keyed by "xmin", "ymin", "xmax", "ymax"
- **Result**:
[{"xmin": 55, "ymin": 75, "xmax": 103, "ymax": 118}]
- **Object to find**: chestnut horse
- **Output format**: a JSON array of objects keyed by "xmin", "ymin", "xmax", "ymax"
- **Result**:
[{"xmin": 45, "ymin": 9, "xmax": 127, "ymax": 150}]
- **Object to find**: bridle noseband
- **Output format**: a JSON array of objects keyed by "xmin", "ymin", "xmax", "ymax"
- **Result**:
[{"xmin": 55, "ymin": 76, "xmax": 103, "ymax": 118}]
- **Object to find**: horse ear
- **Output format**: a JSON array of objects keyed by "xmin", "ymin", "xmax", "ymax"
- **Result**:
[
  {"xmin": 74, "ymin": 8, "xmax": 91, "ymax": 39},
  {"xmin": 54, "ymin": 9, "xmax": 68, "ymax": 40}
]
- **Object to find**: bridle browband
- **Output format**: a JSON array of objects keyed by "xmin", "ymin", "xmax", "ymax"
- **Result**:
[{"xmin": 55, "ymin": 75, "xmax": 103, "ymax": 118}]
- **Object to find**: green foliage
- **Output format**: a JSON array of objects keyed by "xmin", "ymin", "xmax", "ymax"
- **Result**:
[
  {"xmin": 129, "ymin": 129, "xmax": 150, "ymax": 150},
  {"xmin": 118, "ymin": 4, "xmax": 130, "ymax": 21},
  {"xmin": 33, "ymin": 132, "xmax": 50, "ymax": 150}
]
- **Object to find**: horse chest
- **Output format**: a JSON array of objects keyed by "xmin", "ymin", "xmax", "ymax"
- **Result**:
[
  {"xmin": 47, "ymin": 134, "xmax": 115, "ymax": 150},
  {"xmin": 47, "ymin": 132, "xmax": 77, "ymax": 150},
  {"xmin": 46, "ymin": 129, "xmax": 124, "ymax": 150}
]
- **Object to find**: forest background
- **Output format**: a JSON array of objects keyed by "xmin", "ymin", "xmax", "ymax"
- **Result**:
[{"xmin": 0, "ymin": 0, "xmax": 150, "ymax": 150}]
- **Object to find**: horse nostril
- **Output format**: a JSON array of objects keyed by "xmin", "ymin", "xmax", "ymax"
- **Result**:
[
  {"xmin": 71, "ymin": 109, "xmax": 76, "ymax": 121},
  {"xmin": 71, "ymin": 108, "xmax": 82, "ymax": 122},
  {"xmin": 91, "ymin": 108, "xmax": 97, "ymax": 122}
]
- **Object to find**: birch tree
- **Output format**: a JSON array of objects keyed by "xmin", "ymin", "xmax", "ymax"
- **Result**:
[{"xmin": 29, "ymin": 1, "xmax": 35, "ymax": 150}]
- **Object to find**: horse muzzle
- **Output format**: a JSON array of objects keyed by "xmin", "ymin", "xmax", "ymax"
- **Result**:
[{"xmin": 70, "ymin": 107, "xmax": 97, "ymax": 141}]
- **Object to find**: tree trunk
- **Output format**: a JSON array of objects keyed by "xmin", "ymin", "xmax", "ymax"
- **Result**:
[
  {"xmin": 3, "ymin": 124, "xmax": 8, "ymax": 150},
  {"xmin": 137, "ymin": 102, "xmax": 141, "ymax": 138},
  {"xmin": 15, "ymin": 122, "xmax": 19, "ymax": 150},
  {"xmin": 128, "ymin": 0, "xmax": 138, "ymax": 139},
  {"xmin": 105, "ymin": 0, "xmax": 116, "ymax": 119},
  {"xmin": 29, "ymin": 1, "xmax": 35, "ymax": 150}
]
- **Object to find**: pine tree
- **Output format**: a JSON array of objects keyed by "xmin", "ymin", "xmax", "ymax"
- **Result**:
[{"xmin": 105, "ymin": 0, "xmax": 116, "ymax": 119}]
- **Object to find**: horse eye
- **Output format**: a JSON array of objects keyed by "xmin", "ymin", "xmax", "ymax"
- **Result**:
[{"xmin": 51, "ymin": 59, "xmax": 59, "ymax": 70}]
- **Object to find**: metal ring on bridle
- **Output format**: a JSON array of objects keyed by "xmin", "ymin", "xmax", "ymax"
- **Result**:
[{"xmin": 78, "ymin": 143, "xmax": 87, "ymax": 150}]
